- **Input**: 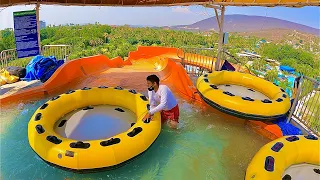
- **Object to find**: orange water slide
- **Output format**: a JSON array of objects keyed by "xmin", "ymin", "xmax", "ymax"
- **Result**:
[
  {"xmin": 127, "ymin": 46, "xmax": 201, "ymax": 100},
  {"xmin": 0, "ymin": 46, "xmax": 201, "ymax": 105},
  {"xmin": 128, "ymin": 46, "xmax": 217, "ymax": 70},
  {"xmin": 0, "ymin": 55, "xmax": 128, "ymax": 105}
]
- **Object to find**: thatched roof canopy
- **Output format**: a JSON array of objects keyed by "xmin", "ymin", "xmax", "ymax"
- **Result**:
[{"xmin": 1, "ymin": 0, "xmax": 318, "ymax": 7}]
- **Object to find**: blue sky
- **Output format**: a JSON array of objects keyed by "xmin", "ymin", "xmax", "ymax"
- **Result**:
[{"xmin": 0, "ymin": 5, "xmax": 319, "ymax": 30}]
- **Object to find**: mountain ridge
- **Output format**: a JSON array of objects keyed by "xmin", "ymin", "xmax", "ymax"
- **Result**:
[{"xmin": 168, "ymin": 15, "xmax": 319, "ymax": 36}]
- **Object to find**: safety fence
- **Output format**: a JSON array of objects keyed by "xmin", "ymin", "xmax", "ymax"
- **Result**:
[
  {"xmin": 42, "ymin": 45, "xmax": 71, "ymax": 61},
  {"xmin": 288, "ymin": 75, "xmax": 320, "ymax": 136},
  {"xmin": 0, "ymin": 49, "xmax": 17, "ymax": 68},
  {"xmin": 177, "ymin": 47, "xmax": 217, "ymax": 76},
  {"xmin": 0, "ymin": 45, "xmax": 72, "ymax": 68},
  {"xmin": 177, "ymin": 47, "xmax": 252, "ymax": 76}
]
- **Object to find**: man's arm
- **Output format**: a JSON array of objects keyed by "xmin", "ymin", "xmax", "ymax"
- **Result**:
[
  {"xmin": 149, "ymin": 88, "xmax": 167, "ymax": 115},
  {"xmin": 148, "ymin": 90, "xmax": 157, "ymax": 107}
]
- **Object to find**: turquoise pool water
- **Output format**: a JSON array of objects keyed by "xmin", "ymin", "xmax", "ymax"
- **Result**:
[
  {"xmin": 287, "ymin": 76, "xmax": 295, "ymax": 87},
  {"xmin": 274, "ymin": 75, "xmax": 296, "ymax": 98},
  {"xmin": 0, "ymin": 94, "xmax": 269, "ymax": 180}
]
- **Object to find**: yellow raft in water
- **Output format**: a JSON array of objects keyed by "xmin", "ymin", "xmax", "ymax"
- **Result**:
[
  {"xmin": 246, "ymin": 135, "xmax": 320, "ymax": 180},
  {"xmin": 28, "ymin": 86, "xmax": 161, "ymax": 171},
  {"xmin": 196, "ymin": 71, "xmax": 291, "ymax": 120}
]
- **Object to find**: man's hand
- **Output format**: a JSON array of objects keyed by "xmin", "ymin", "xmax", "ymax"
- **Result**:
[{"xmin": 143, "ymin": 112, "xmax": 153, "ymax": 122}]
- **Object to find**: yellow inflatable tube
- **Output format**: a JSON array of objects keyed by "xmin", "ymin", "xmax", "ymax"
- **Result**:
[
  {"xmin": 0, "ymin": 69, "xmax": 19, "ymax": 85},
  {"xmin": 196, "ymin": 71, "xmax": 291, "ymax": 120},
  {"xmin": 245, "ymin": 135, "xmax": 320, "ymax": 180},
  {"xmin": 28, "ymin": 86, "xmax": 161, "ymax": 171}
]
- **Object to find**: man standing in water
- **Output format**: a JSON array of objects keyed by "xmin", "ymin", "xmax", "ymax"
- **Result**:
[{"xmin": 144, "ymin": 74, "xmax": 180, "ymax": 129}]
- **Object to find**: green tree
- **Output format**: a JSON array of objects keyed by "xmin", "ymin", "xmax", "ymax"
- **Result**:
[
  {"xmin": 251, "ymin": 59, "xmax": 266, "ymax": 71},
  {"xmin": 0, "ymin": 28, "xmax": 15, "ymax": 51},
  {"xmin": 279, "ymin": 79, "xmax": 291, "ymax": 93},
  {"xmin": 2, "ymin": 23, "xmax": 319, "ymax": 74},
  {"xmin": 265, "ymin": 69, "xmax": 278, "ymax": 82}
]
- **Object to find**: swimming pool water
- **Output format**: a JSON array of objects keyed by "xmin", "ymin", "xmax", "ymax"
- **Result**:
[
  {"xmin": 287, "ymin": 76, "xmax": 295, "ymax": 87},
  {"xmin": 0, "ymin": 95, "xmax": 269, "ymax": 180}
]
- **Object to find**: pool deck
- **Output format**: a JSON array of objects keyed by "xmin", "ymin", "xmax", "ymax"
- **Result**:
[{"xmin": 1, "ymin": 80, "xmax": 42, "ymax": 98}]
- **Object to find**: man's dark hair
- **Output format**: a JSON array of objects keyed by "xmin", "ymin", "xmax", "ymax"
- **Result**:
[{"xmin": 147, "ymin": 74, "xmax": 160, "ymax": 85}]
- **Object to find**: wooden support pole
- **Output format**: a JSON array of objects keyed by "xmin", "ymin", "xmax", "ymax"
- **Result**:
[{"xmin": 215, "ymin": 5, "xmax": 225, "ymax": 71}]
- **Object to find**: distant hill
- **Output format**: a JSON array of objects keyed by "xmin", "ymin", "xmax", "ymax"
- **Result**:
[
  {"xmin": 127, "ymin": 25, "xmax": 156, "ymax": 28},
  {"xmin": 169, "ymin": 15, "xmax": 319, "ymax": 36},
  {"xmin": 237, "ymin": 29, "xmax": 319, "ymax": 43}
]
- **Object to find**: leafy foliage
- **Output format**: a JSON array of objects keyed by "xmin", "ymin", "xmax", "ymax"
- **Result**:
[
  {"xmin": 265, "ymin": 69, "xmax": 278, "ymax": 82},
  {"xmin": 1, "ymin": 24, "xmax": 319, "ymax": 79},
  {"xmin": 251, "ymin": 59, "xmax": 266, "ymax": 72},
  {"xmin": 0, "ymin": 29, "xmax": 15, "ymax": 51}
]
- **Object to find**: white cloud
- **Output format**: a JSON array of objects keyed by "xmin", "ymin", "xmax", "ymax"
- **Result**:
[
  {"xmin": 172, "ymin": 6, "xmax": 193, "ymax": 14},
  {"xmin": 195, "ymin": 11, "xmax": 210, "ymax": 16}
]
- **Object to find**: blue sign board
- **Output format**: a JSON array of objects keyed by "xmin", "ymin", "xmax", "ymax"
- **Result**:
[{"xmin": 13, "ymin": 10, "xmax": 40, "ymax": 58}]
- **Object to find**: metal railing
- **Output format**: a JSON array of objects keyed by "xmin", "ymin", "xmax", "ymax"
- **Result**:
[
  {"xmin": 288, "ymin": 75, "xmax": 320, "ymax": 136},
  {"xmin": 42, "ymin": 45, "xmax": 71, "ymax": 61},
  {"xmin": 0, "ymin": 49, "xmax": 17, "ymax": 68},
  {"xmin": 177, "ymin": 47, "xmax": 252, "ymax": 76},
  {"xmin": 0, "ymin": 45, "xmax": 72, "ymax": 68},
  {"xmin": 177, "ymin": 47, "xmax": 217, "ymax": 76}
]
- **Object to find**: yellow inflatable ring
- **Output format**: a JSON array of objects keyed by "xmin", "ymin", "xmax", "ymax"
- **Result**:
[
  {"xmin": 0, "ymin": 69, "xmax": 19, "ymax": 85},
  {"xmin": 28, "ymin": 86, "xmax": 161, "ymax": 171},
  {"xmin": 245, "ymin": 135, "xmax": 320, "ymax": 180},
  {"xmin": 196, "ymin": 71, "xmax": 291, "ymax": 120}
]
